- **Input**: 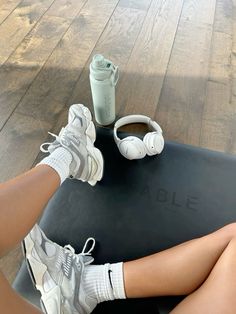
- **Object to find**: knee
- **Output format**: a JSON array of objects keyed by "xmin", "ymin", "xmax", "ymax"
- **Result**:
[
  {"xmin": 223, "ymin": 237, "xmax": 236, "ymax": 265},
  {"xmin": 217, "ymin": 223, "xmax": 236, "ymax": 240}
]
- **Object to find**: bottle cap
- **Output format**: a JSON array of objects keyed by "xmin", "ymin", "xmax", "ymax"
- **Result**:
[
  {"xmin": 90, "ymin": 54, "xmax": 119, "ymax": 83},
  {"xmin": 92, "ymin": 54, "xmax": 106, "ymax": 68}
]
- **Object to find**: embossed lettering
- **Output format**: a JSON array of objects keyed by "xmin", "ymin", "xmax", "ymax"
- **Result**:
[
  {"xmin": 156, "ymin": 188, "xmax": 200, "ymax": 212},
  {"xmin": 187, "ymin": 196, "xmax": 199, "ymax": 211},
  {"xmin": 156, "ymin": 188, "xmax": 168, "ymax": 202},
  {"xmin": 171, "ymin": 192, "xmax": 181, "ymax": 207}
]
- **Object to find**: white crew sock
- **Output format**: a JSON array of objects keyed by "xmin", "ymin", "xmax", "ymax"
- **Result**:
[
  {"xmin": 83, "ymin": 262, "xmax": 126, "ymax": 304},
  {"xmin": 38, "ymin": 147, "xmax": 73, "ymax": 184}
]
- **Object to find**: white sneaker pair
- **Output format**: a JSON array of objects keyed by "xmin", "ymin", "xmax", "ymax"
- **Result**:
[
  {"xmin": 40, "ymin": 104, "xmax": 104, "ymax": 186},
  {"xmin": 25, "ymin": 104, "xmax": 104, "ymax": 313}
]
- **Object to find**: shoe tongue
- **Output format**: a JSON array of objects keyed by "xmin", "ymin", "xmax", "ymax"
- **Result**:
[
  {"xmin": 45, "ymin": 242, "xmax": 56, "ymax": 257},
  {"xmin": 71, "ymin": 117, "xmax": 82, "ymax": 128},
  {"xmin": 81, "ymin": 255, "xmax": 94, "ymax": 265}
]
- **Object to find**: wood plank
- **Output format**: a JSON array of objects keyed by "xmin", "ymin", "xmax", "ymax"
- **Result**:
[
  {"xmin": 46, "ymin": 0, "xmax": 87, "ymax": 20},
  {"xmin": 69, "ymin": 6, "xmax": 148, "ymax": 113},
  {"xmin": 0, "ymin": 0, "xmax": 55, "ymax": 66},
  {"xmin": 16, "ymin": 0, "xmax": 120, "ymax": 123},
  {"xmin": 155, "ymin": 0, "xmax": 216, "ymax": 147},
  {"xmin": 214, "ymin": 0, "xmax": 232, "ymax": 35},
  {"xmin": 0, "ymin": 17, "xmax": 70, "ymax": 130},
  {"xmin": 9, "ymin": 15, "xmax": 71, "ymax": 66},
  {"xmin": 0, "ymin": 113, "xmax": 51, "ymax": 182},
  {"xmin": 202, "ymin": 30, "xmax": 232, "ymax": 112},
  {"xmin": 32, "ymin": 108, "xmax": 68, "ymax": 166},
  {"xmin": 0, "ymin": 0, "xmax": 22, "ymax": 25},
  {"xmin": 118, "ymin": 0, "xmax": 151, "ymax": 11},
  {"xmin": 200, "ymin": 0, "xmax": 236, "ymax": 153},
  {"xmin": 231, "ymin": 0, "xmax": 236, "ymax": 98},
  {"xmin": 116, "ymin": 0, "xmax": 184, "ymax": 118},
  {"xmin": 0, "ymin": 63, "xmax": 40, "ymax": 131},
  {"xmin": 0, "ymin": 0, "xmax": 87, "ymax": 130}
]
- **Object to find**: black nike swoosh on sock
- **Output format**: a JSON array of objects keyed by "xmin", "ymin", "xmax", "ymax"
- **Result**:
[{"xmin": 108, "ymin": 269, "xmax": 113, "ymax": 289}]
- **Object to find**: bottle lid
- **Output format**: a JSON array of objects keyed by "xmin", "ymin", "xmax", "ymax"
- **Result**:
[
  {"xmin": 90, "ymin": 54, "xmax": 119, "ymax": 84},
  {"xmin": 92, "ymin": 54, "xmax": 106, "ymax": 68}
]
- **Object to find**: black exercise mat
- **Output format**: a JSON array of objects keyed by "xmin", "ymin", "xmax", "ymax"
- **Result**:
[{"xmin": 13, "ymin": 127, "xmax": 236, "ymax": 313}]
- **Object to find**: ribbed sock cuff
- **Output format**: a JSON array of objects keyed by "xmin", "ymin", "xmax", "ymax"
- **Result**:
[
  {"xmin": 110, "ymin": 262, "xmax": 126, "ymax": 299},
  {"xmin": 83, "ymin": 264, "xmax": 114, "ymax": 303},
  {"xmin": 37, "ymin": 147, "xmax": 72, "ymax": 184}
]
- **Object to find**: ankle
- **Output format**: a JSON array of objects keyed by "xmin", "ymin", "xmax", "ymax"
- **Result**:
[
  {"xmin": 83, "ymin": 263, "xmax": 126, "ymax": 304},
  {"xmin": 38, "ymin": 147, "xmax": 72, "ymax": 184},
  {"xmin": 83, "ymin": 264, "xmax": 114, "ymax": 303}
]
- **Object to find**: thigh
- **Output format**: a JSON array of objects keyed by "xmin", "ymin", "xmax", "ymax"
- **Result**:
[
  {"xmin": 171, "ymin": 239, "xmax": 236, "ymax": 314},
  {"xmin": 171, "ymin": 285, "xmax": 235, "ymax": 314}
]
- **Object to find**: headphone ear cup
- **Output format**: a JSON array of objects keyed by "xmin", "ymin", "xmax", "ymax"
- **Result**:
[
  {"xmin": 118, "ymin": 136, "xmax": 146, "ymax": 160},
  {"xmin": 143, "ymin": 132, "xmax": 164, "ymax": 156}
]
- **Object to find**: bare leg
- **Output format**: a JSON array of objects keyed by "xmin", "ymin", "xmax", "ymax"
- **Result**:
[
  {"xmin": 0, "ymin": 103, "xmax": 104, "ymax": 313},
  {"xmin": 0, "ymin": 165, "xmax": 59, "ymax": 314},
  {"xmin": 0, "ymin": 165, "xmax": 60, "ymax": 257},
  {"xmin": 171, "ymin": 237, "xmax": 236, "ymax": 313},
  {"xmin": 1, "ymin": 167, "xmax": 236, "ymax": 313},
  {"xmin": 1, "ymin": 165, "xmax": 236, "ymax": 314},
  {"xmin": 124, "ymin": 223, "xmax": 236, "ymax": 299}
]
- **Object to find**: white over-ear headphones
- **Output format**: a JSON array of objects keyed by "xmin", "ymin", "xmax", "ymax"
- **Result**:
[{"xmin": 113, "ymin": 115, "xmax": 164, "ymax": 160}]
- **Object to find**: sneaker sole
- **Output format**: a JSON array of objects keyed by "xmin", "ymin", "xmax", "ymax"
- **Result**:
[
  {"xmin": 22, "ymin": 233, "xmax": 55, "ymax": 314},
  {"xmin": 22, "ymin": 233, "xmax": 47, "ymax": 291},
  {"xmin": 70, "ymin": 104, "xmax": 104, "ymax": 185},
  {"xmin": 23, "ymin": 229, "xmax": 95, "ymax": 314},
  {"xmin": 87, "ymin": 145, "xmax": 104, "ymax": 186}
]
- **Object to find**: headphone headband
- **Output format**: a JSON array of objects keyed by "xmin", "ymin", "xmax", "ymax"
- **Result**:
[{"xmin": 114, "ymin": 115, "xmax": 162, "ymax": 142}]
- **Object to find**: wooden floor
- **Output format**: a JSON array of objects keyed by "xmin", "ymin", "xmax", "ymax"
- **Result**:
[{"xmin": 0, "ymin": 0, "xmax": 236, "ymax": 283}]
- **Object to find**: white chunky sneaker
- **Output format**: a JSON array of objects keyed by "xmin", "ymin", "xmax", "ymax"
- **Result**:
[
  {"xmin": 40, "ymin": 104, "xmax": 104, "ymax": 186},
  {"xmin": 23, "ymin": 224, "xmax": 98, "ymax": 314}
]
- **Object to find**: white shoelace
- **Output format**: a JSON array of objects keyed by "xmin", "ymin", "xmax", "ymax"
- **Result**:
[
  {"xmin": 40, "ymin": 132, "xmax": 61, "ymax": 153},
  {"xmin": 64, "ymin": 237, "xmax": 96, "ymax": 266},
  {"xmin": 40, "ymin": 129, "xmax": 81, "ymax": 153}
]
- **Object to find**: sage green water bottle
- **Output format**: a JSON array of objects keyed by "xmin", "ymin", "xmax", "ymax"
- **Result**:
[{"xmin": 89, "ymin": 54, "xmax": 119, "ymax": 126}]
